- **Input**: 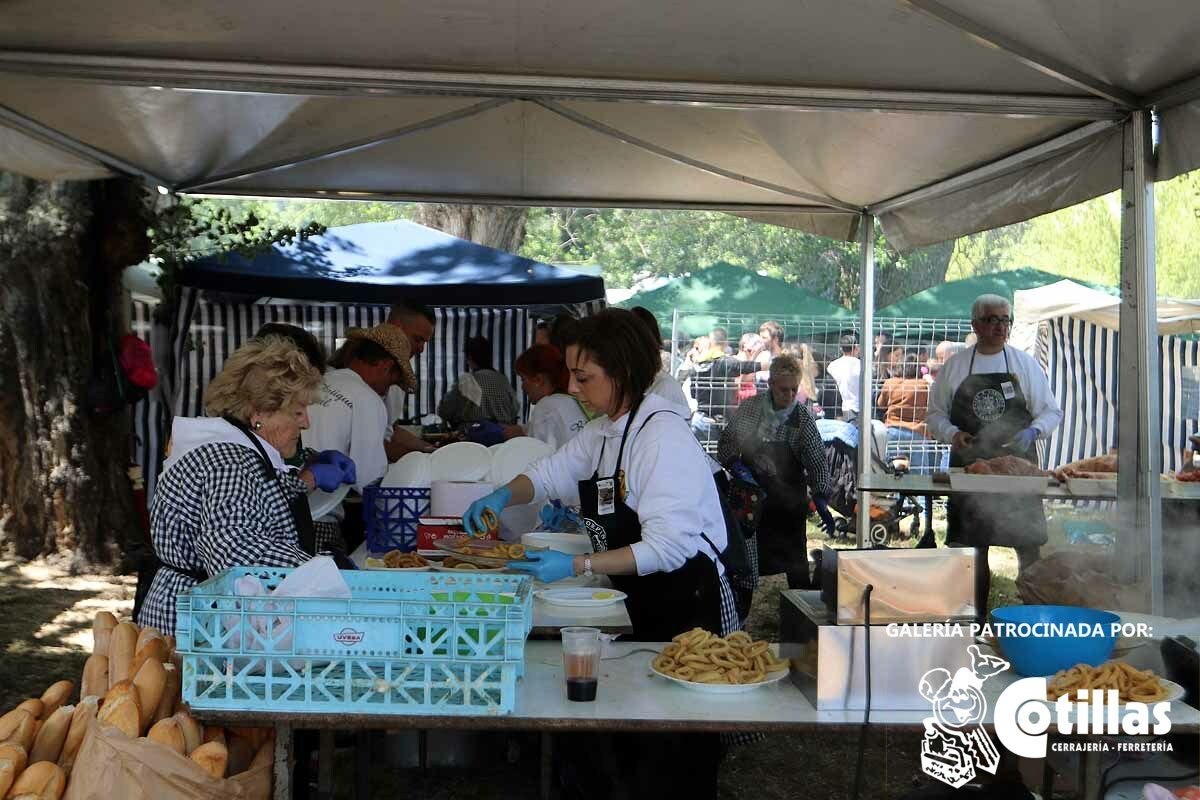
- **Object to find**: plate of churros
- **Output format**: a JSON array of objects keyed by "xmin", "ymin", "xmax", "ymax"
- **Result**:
[
  {"xmin": 364, "ymin": 550, "xmax": 433, "ymax": 571},
  {"xmin": 433, "ymin": 556, "xmax": 507, "ymax": 572},
  {"xmin": 1043, "ymin": 661, "xmax": 1184, "ymax": 705},
  {"xmin": 433, "ymin": 538, "xmax": 536, "ymax": 567},
  {"xmin": 649, "ymin": 628, "xmax": 791, "ymax": 694}
]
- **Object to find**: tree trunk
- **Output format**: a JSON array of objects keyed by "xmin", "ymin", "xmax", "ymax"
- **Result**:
[
  {"xmin": 413, "ymin": 204, "xmax": 528, "ymax": 252},
  {"xmin": 0, "ymin": 176, "xmax": 150, "ymax": 568}
]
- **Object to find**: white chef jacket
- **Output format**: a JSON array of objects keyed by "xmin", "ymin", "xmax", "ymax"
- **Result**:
[
  {"xmin": 523, "ymin": 393, "xmax": 727, "ymax": 577},
  {"xmin": 527, "ymin": 392, "xmax": 589, "ymax": 453},
  {"xmin": 826, "ymin": 355, "xmax": 862, "ymax": 414},
  {"xmin": 926, "ymin": 345, "xmax": 1063, "ymax": 444},
  {"xmin": 304, "ymin": 368, "xmax": 390, "ymax": 507}
]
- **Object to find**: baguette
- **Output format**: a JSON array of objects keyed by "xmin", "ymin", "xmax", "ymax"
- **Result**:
[
  {"xmin": 2, "ymin": 711, "xmax": 37, "ymax": 751},
  {"xmin": 7, "ymin": 760, "xmax": 65, "ymax": 800},
  {"xmin": 15, "ymin": 701, "xmax": 43, "ymax": 722},
  {"xmin": 146, "ymin": 717, "xmax": 186, "ymax": 756},
  {"xmin": 172, "ymin": 711, "xmax": 202, "ymax": 755},
  {"xmin": 0, "ymin": 742, "xmax": 27, "ymax": 797},
  {"xmin": 134, "ymin": 626, "xmax": 162, "ymax": 654},
  {"xmin": 96, "ymin": 681, "xmax": 140, "ymax": 739},
  {"xmin": 79, "ymin": 655, "xmax": 108, "ymax": 701},
  {"xmin": 56, "ymin": 698, "xmax": 97, "ymax": 776},
  {"xmin": 92, "ymin": 612, "xmax": 118, "ymax": 658},
  {"xmin": 131, "ymin": 638, "xmax": 168, "ymax": 677},
  {"xmin": 249, "ymin": 732, "xmax": 274, "ymax": 772},
  {"xmin": 201, "ymin": 727, "xmax": 226, "ymax": 748},
  {"xmin": 37, "ymin": 684, "xmax": 72, "ymax": 720},
  {"xmin": 226, "ymin": 733, "xmax": 256, "ymax": 777},
  {"xmin": 189, "ymin": 741, "xmax": 228, "ymax": 779},
  {"xmin": 107, "ymin": 622, "xmax": 138, "ymax": 689},
  {"xmin": 152, "ymin": 663, "xmax": 179, "ymax": 725},
  {"xmin": 131, "ymin": 658, "xmax": 166, "ymax": 734},
  {"xmin": 0, "ymin": 709, "xmax": 33, "ymax": 742},
  {"xmin": 27, "ymin": 707, "xmax": 72, "ymax": 764}
]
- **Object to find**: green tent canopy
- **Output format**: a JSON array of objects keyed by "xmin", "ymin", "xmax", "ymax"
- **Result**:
[
  {"xmin": 616, "ymin": 262, "xmax": 850, "ymax": 338},
  {"xmin": 876, "ymin": 267, "xmax": 1117, "ymax": 319}
]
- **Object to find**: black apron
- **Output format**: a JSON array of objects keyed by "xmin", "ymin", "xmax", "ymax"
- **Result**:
[
  {"xmin": 945, "ymin": 347, "xmax": 1048, "ymax": 549},
  {"xmin": 751, "ymin": 437, "xmax": 813, "ymax": 578},
  {"xmin": 133, "ymin": 421, "xmax": 318, "ymax": 617},
  {"xmin": 578, "ymin": 406, "xmax": 726, "ymax": 642}
]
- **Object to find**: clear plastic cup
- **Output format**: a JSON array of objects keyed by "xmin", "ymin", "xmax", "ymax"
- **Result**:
[{"xmin": 561, "ymin": 626, "xmax": 601, "ymax": 702}]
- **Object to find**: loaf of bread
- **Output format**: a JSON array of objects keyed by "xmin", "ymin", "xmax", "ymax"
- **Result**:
[
  {"xmin": 0, "ymin": 742, "xmax": 28, "ymax": 797},
  {"xmin": 107, "ymin": 622, "xmax": 138, "ymax": 689},
  {"xmin": 96, "ymin": 680, "xmax": 140, "ymax": 738},
  {"xmin": 56, "ymin": 697, "xmax": 97, "ymax": 776},
  {"xmin": 146, "ymin": 717, "xmax": 186, "ymax": 756},
  {"xmin": 2, "ymin": 711, "xmax": 37, "ymax": 751},
  {"xmin": 7, "ymin": 760, "xmax": 66, "ymax": 800},
  {"xmin": 131, "ymin": 658, "xmax": 166, "ymax": 734},
  {"xmin": 153, "ymin": 663, "xmax": 179, "ymax": 725},
  {"xmin": 37, "ymin": 683, "xmax": 73, "ymax": 720},
  {"xmin": 202, "ymin": 726, "xmax": 226, "ymax": 748},
  {"xmin": 189, "ymin": 741, "xmax": 228, "ymax": 779},
  {"xmin": 172, "ymin": 711, "xmax": 202, "ymax": 755},
  {"xmin": 0, "ymin": 708, "xmax": 33, "ymax": 742},
  {"xmin": 131, "ymin": 638, "xmax": 168, "ymax": 678},
  {"xmin": 28, "ymin": 706, "xmax": 72, "ymax": 764},
  {"xmin": 15, "ymin": 700, "xmax": 44, "ymax": 722},
  {"xmin": 91, "ymin": 612, "xmax": 118, "ymax": 658},
  {"xmin": 249, "ymin": 733, "xmax": 274, "ymax": 772},
  {"xmin": 79, "ymin": 655, "xmax": 108, "ymax": 701},
  {"xmin": 134, "ymin": 626, "xmax": 161, "ymax": 654},
  {"xmin": 226, "ymin": 733, "xmax": 256, "ymax": 777}
]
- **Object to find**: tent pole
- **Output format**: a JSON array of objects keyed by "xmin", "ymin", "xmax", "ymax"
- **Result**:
[
  {"xmin": 670, "ymin": 309, "xmax": 680, "ymax": 383},
  {"xmin": 856, "ymin": 213, "xmax": 875, "ymax": 548},
  {"xmin": 1116, "ymin": 109, "xmax": 1162, "ymax": 614}
]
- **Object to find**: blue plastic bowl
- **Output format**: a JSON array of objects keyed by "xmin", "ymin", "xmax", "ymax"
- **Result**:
[{"xmin": 990, "ymin": 605, "xmax": 1119, "ymax": 677}]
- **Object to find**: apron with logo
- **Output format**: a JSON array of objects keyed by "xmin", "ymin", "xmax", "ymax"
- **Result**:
[
  {"xmin": 577, "ymin": 406, "xmax": 725, "ymax": 642},
  {"xmin": 946, "ymin": 346, "xmax": 1048, "ymax": 549}
]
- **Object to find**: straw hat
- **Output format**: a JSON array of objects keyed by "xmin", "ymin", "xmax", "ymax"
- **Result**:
[{"xmin": 346, "ymin": 324, "xmax": 418, "ymax": 392}]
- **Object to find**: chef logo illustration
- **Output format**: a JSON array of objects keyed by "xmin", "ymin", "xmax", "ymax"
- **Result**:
[
  {"xmin": 918, "ymin": 645, "xmax": 1007, "ymax": 788},
  {"xmin": 971, "ymin": 388, "xmax": 1007, "ymax": 422}
]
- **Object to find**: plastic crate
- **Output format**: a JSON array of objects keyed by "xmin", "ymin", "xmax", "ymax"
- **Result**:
[
  {"xmin": 364, "ymin": 485, "xmax": 430, "ymax": 553},
  {"xmin": 175, "ymin": 567, "xmax": 533, "ymax": 716}
]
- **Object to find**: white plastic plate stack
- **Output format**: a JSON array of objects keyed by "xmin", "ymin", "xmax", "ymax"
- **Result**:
[
  {"xmin": 382, "ymin": 451, "xmax": 431, "ymax": 488},
  {"xmin": 431, "ymin": 442, "xmax": 491, "ymax": 482}
]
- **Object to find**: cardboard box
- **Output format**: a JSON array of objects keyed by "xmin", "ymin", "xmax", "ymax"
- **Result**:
[{"xmin": 416, "ymin": 517, "xmax": 497, "ymax": 552}]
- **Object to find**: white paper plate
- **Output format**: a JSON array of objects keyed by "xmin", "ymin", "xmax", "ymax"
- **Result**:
[
  {"xmin": 650, "ymin": 662, "xmax": 790, "ymax": 694},
  {"xmin": 489, "ymin": 437, "xmax": 553, "ymax": 486},
  {"xmin": 308, "ymin": 483, "xmax": 351, "ymax": 519},
  {"xmin": 382, "ymin": 452, "xmax": 431, "ymax": 488},
  {"xmin": 431, "ymin": 442, "xmax": 491, "ymax": 482},
  {"xmin": 535, "ymin": 587, "xmax": 627, "ymax": 607},
  {"xmin": 522, "ymin": 531, "xmax": 594, "ymax": 555}
]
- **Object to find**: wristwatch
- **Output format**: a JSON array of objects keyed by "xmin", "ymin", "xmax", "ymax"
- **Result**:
[{"xmin": 581, "ymin": 555, "xmax": 593, "ymax": 578}]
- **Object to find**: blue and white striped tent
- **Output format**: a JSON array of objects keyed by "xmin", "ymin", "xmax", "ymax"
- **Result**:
[{"xmin": 1017, "ymin": 281, "xmax": 1200, "ymax": 473}]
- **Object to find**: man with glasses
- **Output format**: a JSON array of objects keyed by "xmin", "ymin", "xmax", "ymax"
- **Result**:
[{"xmin": 926, "ymin": 294, "xmax": 1063, "ymax": 619}]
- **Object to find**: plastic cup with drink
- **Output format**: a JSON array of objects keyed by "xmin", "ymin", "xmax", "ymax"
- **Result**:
[{"xmin": 561, "ymin": 626, "xmax": 601, "ymax": 702}]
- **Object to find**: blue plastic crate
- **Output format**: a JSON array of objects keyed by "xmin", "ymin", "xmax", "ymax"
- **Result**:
[
  {"xmin": 176, "ymin": 567, "xmax": 532, "ymax": 716},
  {"xmin": 364, "ymin": 485, "xmax": 430, "ymax": 553}
]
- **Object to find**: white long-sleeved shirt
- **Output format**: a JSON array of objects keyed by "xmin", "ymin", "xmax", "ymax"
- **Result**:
[
  {"xmin": 526, "ymin": 392, "xmax": 589, "ymax": 452},
  {"xmin": 522, "ymin": 393, "xmax": 727, "ymax": 577},
  {"xmin": 304, "ymin": 368, "xmax": 390, "ymax": 505},
  {"xmin": 926, "ymin": 344, "xmax": 1063, "ymax": 444}
]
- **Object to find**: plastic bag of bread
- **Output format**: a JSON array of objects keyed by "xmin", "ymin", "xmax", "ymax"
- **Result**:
[
  {"xmin": 62, "ymin": 716, "xmax": 269, "ymax": 800},
  {"xmin": 1016, "ymin": 549, "xmax": 1142, "ymax": 610}
]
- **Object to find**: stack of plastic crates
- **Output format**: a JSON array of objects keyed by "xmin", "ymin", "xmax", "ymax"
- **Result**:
[
  {"xmin": 175, "ymin": 567, "xmax": 533, "ymax": 716},
  {"xmin": 363, "ymin": 485, "xmax": 431, "ymax": 553}
]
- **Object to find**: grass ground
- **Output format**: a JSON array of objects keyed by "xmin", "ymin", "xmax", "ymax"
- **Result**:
[{"xmin": 0, "ymin": 509, "xmax": 1032, "ymax": 799}]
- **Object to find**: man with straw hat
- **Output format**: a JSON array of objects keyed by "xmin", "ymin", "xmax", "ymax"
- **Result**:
[{"xmin": 304, "ymin": 323, "xmax": 418, "ymax": 552}]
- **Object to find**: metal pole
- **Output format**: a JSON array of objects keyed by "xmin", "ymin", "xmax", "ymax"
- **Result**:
[
  {"xmin": 671, "ymin": 309, "xmax": 680, "ymax": 380},
  {"xmin": 1116, "ymin": 109, "xmax": 1162, "ymax": 613},
  {"xmin": 857, "ymin": 213, "xmax": 876, "ymax": 548}
]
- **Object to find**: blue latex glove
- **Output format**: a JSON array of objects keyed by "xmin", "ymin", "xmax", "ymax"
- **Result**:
[
  {"xmin": 507, "ymin": 550, "xmax": 575, "ymax": 583},
  {"xmin": 466, "ymin": 421, "xmax": 506, "ymax": 447},
  {"xmin": 539, "ymin": 500, "xmax": 567, "ymax": 532},
  {"xmin": 813, "ymin": 495, "xmax": 836, "ymax": 537},
  {"xmin": 308, "ymin": 460, "xmax": 354, "ymax": 492},
  {"xmin": 314, "ymin": 450, "xmax": 357, "ymax": 486},
  {"xmin": 463, "ymin": 486, "xmax": 512, "ymax": 537},
  {"xmin": 1008, "ymin": 427, "xmax": 1038, "ymax": 453}
]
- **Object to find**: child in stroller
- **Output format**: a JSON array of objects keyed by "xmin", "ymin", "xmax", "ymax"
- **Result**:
[{"xmin": 815, "ymin": 418, "xmax": 930, "ymax": 547}]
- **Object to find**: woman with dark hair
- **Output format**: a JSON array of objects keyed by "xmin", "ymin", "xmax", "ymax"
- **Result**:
[
  {"xmin": 254, "ymin": 322, "xmax": 327, "ymax": 373},
  {"xmin": 437, "ymin": 335, "xmax": 519, "ymax": 426},
  {"xmin": 463, "ymin": 308, "xmax": 736, "ymax": 798},
  {"xmin": 505, "ymin": 343, "xmax": 589, "ymax": 450}
]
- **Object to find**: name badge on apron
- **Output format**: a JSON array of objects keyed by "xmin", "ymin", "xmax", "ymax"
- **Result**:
[
  {"xmin": 596, "ymin": 478, "xmax": 617, "ymax": 516},
  {"xmin": 1000, "ymin": 381, "xmax": 1016, "ymax": 400}
]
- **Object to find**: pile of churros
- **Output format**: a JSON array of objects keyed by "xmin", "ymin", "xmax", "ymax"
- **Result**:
[
  {"xmin": 382, "ymin": 550, "xmax": 430, "ymax": 568},
  {"xmin": 1045, "ymin": 661, "xmax": 1169, "ymax": 703},
  {"xmin": 651, "ymin": 628, "xmax": 788, "ymax": 685},
  {"xmin": 454, "ymin": 542, "xmax": 527, "ymax": 560},
  {"xmin": 478, "ymin": 508, "xmax": 501, "ymax": 536},
  {"xmin": 441, "ymin": 557, "xmax": 502, "ymax": 570}
]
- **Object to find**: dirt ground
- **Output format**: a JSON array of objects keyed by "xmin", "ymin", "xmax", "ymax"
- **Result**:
[{"xmin": 0, "ymin": 509, "xmax": 1031, "ymax": 799}]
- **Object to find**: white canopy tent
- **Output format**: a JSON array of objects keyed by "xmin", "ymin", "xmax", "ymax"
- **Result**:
[
  {"xmin": 2, "ymin": 0, "xmax": 1193, "ymax": 610},
  {"xmin": 1015, "ymin": 280, "xmax": 1200, "ymax": 337}
]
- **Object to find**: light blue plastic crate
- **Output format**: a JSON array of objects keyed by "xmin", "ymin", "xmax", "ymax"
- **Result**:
[
  {"xmin": 176, "ymin": 567, "xmax": 532, "ymax": 716},
  {"xmin": 363, "ymin": 485, "xmax": 431, "ymax": 553}
]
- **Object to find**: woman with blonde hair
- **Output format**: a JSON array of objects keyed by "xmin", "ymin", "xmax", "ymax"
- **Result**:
[{"xmin": 135, "ymin": 336, "xmax": 356, "ymax": 635}]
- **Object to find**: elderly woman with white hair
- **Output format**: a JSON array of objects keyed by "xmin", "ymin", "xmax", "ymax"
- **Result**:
[
  {"xmin": 135, "ymin": 336, "xmax": 357, "ymax": 635},
  {"xmin": 926, "ymin": 293, "xmax": 1063, "ymax": 620},
  {"xmin": 717, "ymin": 354, "xmax": 836, "ymax": 614}
]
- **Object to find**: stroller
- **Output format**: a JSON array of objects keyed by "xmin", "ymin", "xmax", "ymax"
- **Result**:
[{"xmin": 816, "ymin": 419, "xmax": 926, "ymax": 546}]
